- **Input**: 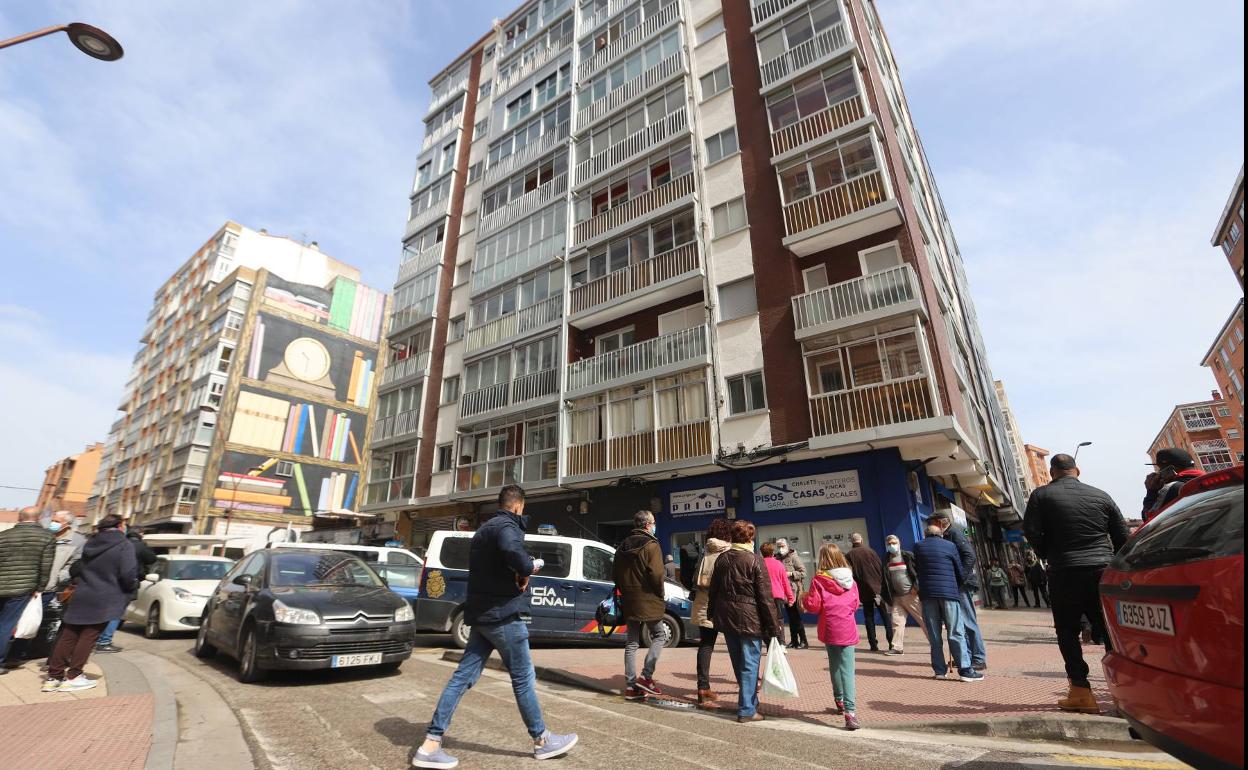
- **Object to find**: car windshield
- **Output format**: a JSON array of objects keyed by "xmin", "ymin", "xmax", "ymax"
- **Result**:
[
  {"xmin": 166, "ymin": 560, "xmax": 232, "ymax": 581},
  {"xmin": 374, "ymin": 564, "xmax": 419, "ymax": 589},
  {"xmin": 269, "ymin": 552, "xmax": 384, "ymax": 588}
]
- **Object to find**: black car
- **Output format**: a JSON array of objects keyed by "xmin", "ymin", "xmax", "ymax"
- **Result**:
[{"xmin": 194, "ymin": 548, "xmax": 416, "ymax": 682}]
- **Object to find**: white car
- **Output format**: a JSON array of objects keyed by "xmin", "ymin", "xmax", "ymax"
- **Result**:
[{"xmin": 125, "ymin": 555, "xmax": 235, "ymax": 638}]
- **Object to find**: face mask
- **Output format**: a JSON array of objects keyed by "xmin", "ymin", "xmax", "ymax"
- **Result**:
[
  {"xmin": 48, "ymin": 521, "xmax": 63, "ymax": 532},
  {"xmin": 777, "ymin": 547, "xmax": 788, "ymax": 556},
  {"xmin": 647, "ymin": 524, "xmax": 656, "ymax": 536},
  {"xmin": 886, "ymin": 543, "xmax": 900, "ymax": 554}
]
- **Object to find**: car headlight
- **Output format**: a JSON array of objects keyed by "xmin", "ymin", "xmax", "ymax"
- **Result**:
[
  {"xmin": 172, "ymin": 587, "xmax": 196, "ymax": 602},
  {"xmin": 394, "ymin": 604, "xmax": 414, "ymax": 623},
  {"xmin": 273, "ymin": 599, "xmax": 320, "ymax": 625}
]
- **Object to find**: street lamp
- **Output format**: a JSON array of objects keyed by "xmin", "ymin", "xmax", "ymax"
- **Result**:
[
  {"xmin": 0, "ymin": 23, "xmax": 124, "ymax": 60},
  {"xmin": 1073, "ymin": 441, "xmax": 1092, "ymax": 463}
]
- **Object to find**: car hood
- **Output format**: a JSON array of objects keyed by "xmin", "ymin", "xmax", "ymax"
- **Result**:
[{"xmin": 269, "ymin": 585, "xmax": 403, "ymax": 618}]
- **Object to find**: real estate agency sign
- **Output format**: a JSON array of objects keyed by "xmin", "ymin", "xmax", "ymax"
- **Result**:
[
  {"xmin": 752, "ymin": 471, "xmax": 862, "ymax": 512},
  {"xmin": 669, "ymin": 486, "xmax": 727, "ymax": 517}
]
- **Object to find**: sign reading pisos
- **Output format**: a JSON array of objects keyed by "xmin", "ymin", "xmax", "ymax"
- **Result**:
[{"xmin": 752, "ymin": 471, "xmax": 862, "ymax": 512}]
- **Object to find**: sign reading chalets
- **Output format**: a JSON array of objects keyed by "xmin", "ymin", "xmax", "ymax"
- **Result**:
[
  {"xmin": 669, "ymin": 486, "xmax": 727, "ymax": 516},
  {"xmin": 752, "ymin": 471, "xmax": 862, "ymax": 511}
]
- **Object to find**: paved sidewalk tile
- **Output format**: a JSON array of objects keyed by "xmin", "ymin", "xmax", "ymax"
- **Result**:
[
  {"xmin": 0, "ymin": 660, "xmax": 107, "ymax": 706},
  {"xmin": 0, "ymin": 693, "xmax": 153, "ymax": 769}
]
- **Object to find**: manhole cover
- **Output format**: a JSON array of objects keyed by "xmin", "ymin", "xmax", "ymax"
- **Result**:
[{"xmin": 646, "ymin": 698, "xmax": 696, "ymax": 710}]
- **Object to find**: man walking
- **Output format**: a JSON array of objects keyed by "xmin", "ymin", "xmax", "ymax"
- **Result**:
[
  {"xmin": 880, "ymin": 534, "xmax": 925, "ymax": 655},
  {"xmin": 913, "ymin": 521, "xmax": 983, "ymax": 682},
  {"xmin": 413, "ymin": 486, "xmax": 577, "ymax": 768},
  {"xmin": 614, "ymin": 510, "xmax": 668, "ymax": 700},
  {"xmin": 1026, "ymin": 555, "xmax": 1049, "ymax": 608},
  {"xmin": 776, "ymin": 539, "xmax": 808, "ymax": 649},
  {"xmin": 986, "ymin": 560, "xmax": 1010, "ymax": 609},
  {"xmin": 845, "ymin": 533, "xmax": 892, "ymax": 652},
  {"xmin": 1007, "ymin": 560, "xmax": 1031, "ymax": 608},
  {"xmin": 1024, "ymin": 453, "xmax": 1129, "ymax": 713},
  {"xmin": 0, "ymin": 508, "xmax": 56, "ymax": 667},
  {"xmin": 4, "ymin": 510, "xmax": 84, "ymax": 667},
  {"xmin": 930, "ymin": 511, "xmax": 987, "ymax": 670}
]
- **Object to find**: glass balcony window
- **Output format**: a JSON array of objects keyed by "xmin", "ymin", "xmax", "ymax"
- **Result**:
[
  {"xmin": 481, "ymin": 152, "xmax": 569, "ymax": 217},
  {"xmin": 470, "ymin": 265, "xmax": 563, "ymax": 327},
  {"xmin": 489, "ymin": 100, "xmax": 571, "ymax": 169},
  {"xmin": 766, "ymin": 63, "xmax": 858, "ymax": 133},
  {"xmin": 777, "ymin": 133, "xmax": 877, "ymax": 206},
  {"xmin": 577, "ymin": 28, "xmax": 680, "ymax": 112},
  {"xmin": 574, "ymin": 141, "xmax": 691, "ymax": 223},
  {"xmin": 570, "ymin": 209, "xmax": 693, "ymax": 286},
  {"xmin": 472, "ymin": 206, "xmax": 566, "ymax": 293},
  {"xmin": 757, "ymin": 0, "xmax": 843, "ymax": 64}
]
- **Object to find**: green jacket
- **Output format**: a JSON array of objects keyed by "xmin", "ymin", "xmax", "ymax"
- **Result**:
[
  {"xmin": 0, "ymin": 522, "xmax": 56, "ymax": 597},
  {"xmin": 987, "ymin": 566, "xmax": 1009, "ymax": 587}
]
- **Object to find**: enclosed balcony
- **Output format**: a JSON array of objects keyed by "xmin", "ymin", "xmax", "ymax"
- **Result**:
[
  {"xmin": 758, "ymin": 18, "xmax": 853, "ymax": 90},
  {"xmin": 573, "ymin": 172, "xmax": 694, "ymax": 249},
  {"xmin": 377, "ymin": 351, "xmax": 430, "ymax": 390},
  {"xmin": 484, "ymin": 121, "xmax": 570, "ymax": 188},
  {"xmin": 579, "ymin": 1, "xmax": 680, "ymax": 80},
  {"xmin": 388, "ymin": 306, "xmax": 434, "ymax": 337},
  {"xmin": 464, "ymin": 294, "xmax": 563, "ymax": 356},
  {"xmin": 575, "ymin": 107, "xmax": 688, "ymax": 189},
  {"xmin": 459, "ymin": 368, "xmax": 560, "ymax": 420},
  {"xmin": 768, "ymin": 68, "xmax": 868, "ymax": 158},
  {"xmin": 372, "ymin": 408, "xmax": 422, "ymax": 445},
  {"xmin": 751, "ymin": 0, "xmax": 808, "ymax": 28},
  {"xmin": 477, "ymin": 172, "xmax": 568, "ymax": 237},
  {"xmin": 566, "ymin": 324, "xmax": 710, "ymax": 398},
  {"xmin": 792, "ymin": 264, "xmax": 925, "ymax": 341},
  {"xmin": 496, "ymin": 43, "xmax": 567, "ymax": 100},
  {"xmin": 569, "ymin": 242, "xmax": 701, "ymax": 327},
  {"xmin": 396, "ymin": 241, "xmax": 444, "ymax": 284},
  {"xmin": 577, "ymin": 51, "xmax": 683, "ymax": 130},
  {"xmin": 810, "ymin": 375, "xmax": 935, "ymax": 439}
]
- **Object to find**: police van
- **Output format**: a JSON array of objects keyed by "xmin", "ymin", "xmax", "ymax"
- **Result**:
[{"xmin": 416, "ymin": 530, "xmax": 697, "ymax": 649}]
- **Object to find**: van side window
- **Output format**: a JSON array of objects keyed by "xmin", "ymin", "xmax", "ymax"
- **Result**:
[
  {"xmin": 440, "ymin": 538, "xmax": 473, "ymax": 570},
  {"xmin": 524, "ymin": 542, "xmax": 572, "ymax": 579},
  {"xmin": 389, "ymin": 552, "xmax": 421, "ymax": 566},
  {"xmin": 583, "ymin": 547, "xmax": 613, "ymax": 583}
]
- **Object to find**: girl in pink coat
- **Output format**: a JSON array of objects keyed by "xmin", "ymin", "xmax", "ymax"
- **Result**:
[{"xmin": 802, "ymin": 543, "xmax": 862, "ymax": 730}]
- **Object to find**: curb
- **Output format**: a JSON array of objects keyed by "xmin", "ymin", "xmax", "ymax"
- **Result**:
[
  {"xmin": 442, "ymin": 651, "xmax": 1135, "ymax": 745},
  {"xmin": 95, "ymin": 650, "xmax": 178, "ymax": 770}
]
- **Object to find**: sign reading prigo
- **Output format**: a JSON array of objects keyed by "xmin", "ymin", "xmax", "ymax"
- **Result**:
[
  {"xmin": 669, "ymin": 487, "xmax": 727, "ymax": 517},
  {"xmin": 752, "ymin": 471, "xmax": 862, "ymax": 511}
]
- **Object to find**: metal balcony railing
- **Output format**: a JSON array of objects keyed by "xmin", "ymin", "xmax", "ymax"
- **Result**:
[
  {"xmin": 782, "ymin": 169, "xmax": 889, "ymax": 238},
  {"xmin": 579, "ymin": 2, "xmax": 680, "ymax": 79},
  {"xmin": 573, "ymin": 172, "xmax": 694, "ymax": 247},
  {"xmin": 426, "ymin": 74, "xmax": 469, "ymax": 119},
  {"xmin": 576, "ymin": 52, "xmax": 683, "ymax": 130},
  {"xmin": 484, "ymin": 122, "xmax": 570, "ymax": 187},
  {"xmin": 566, "ymin": 324, "xmax": 707, "ymax": 393},
  {"xmin": 1184, "ymin": 416, "xmax": 1219, "ymax": 431},
  {"xmin": 396, "ymin": 242, "xmax": 444, "ymax": 284},
  {"xmin": 459, "ymin": 368, "xmax": 559, "ymax": 419},
  {"xmin": 421, "ymin": 113, "xmax": 462, "ymax": 153},
  {"xmin": 465, "ymin": 295, "xmax": 562, "ymax": 354},
  {"xmin": 570, "ymin": 242, "xmax": 699, "ymax": 314},
  {"xmin": 496, "ymin": 42, "xmax": 567, "ymax": 99},
  {"xmin": 373, "ymin": 409, "xmax": 422, "ymax": 443},
  {"xmin": 791, "ymin": 264, "xmax": 920, "ymax": 333},
  {"xmin": 406, "ymin": 199, "xmax": 450, "ymax": 240},
  {"xmin": 388, "ymin": 306, "xmax": 434, "ymax": 336},
  {"xmin": 379, "ymin": 352, "xmax": 430, "ymax": 388},
  {"xmin": 566, "ymin": 418, "xmax": 712, "ymax": 476},
  {"xmin": 579, "ymin": 0, "xmax": 634, "ymax": 37},
  {"xmin": 810, "ymin": 376, "xmax": 934, "ymax": 437},
  {"xmin": 759, "ymin": 23, "xmax": 850, "ymax": 88},
  {"xmin": 751, "ymin": 0, "xmax": 807, "ymax": 28},
  {"xmin": 478, "ymin": 172, "xmax": 568, "ymax": 237},
  {"xmin": 770, "ymin": 93, "xmax": 865, "ymax": 156},
  {"xmin": 575, "ymin": 108, "xmax": 687, "ymax": 188}
]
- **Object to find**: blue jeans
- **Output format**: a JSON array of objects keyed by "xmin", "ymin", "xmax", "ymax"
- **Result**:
[
  {"xmin": 723, "ymin": 632, "xmax": 763, "ymax": 717},
  {"xmin": 427, "ymin": 618, "xmax": 546, "ymax": 741},
  {"xmin": 4, "ymin": 592, "xmax": 55, "ymax": 662},
  {"xmin": 824, "ymin": 645, "xmax": 856, "ymax": 713},
  {"xmin": 957, "ymin": 588, "xmax": 987, "ymax": 666},
  {"xmin": 921, "ymin": 597, "xmax": 969, "ymax": 675},
  {"xmin": 97, "ymin": 617, "xmax": 122, "ymax": 646},
  {"xmin": 0, "ymin": 594, "xmax": 34, "ymax": 662}
]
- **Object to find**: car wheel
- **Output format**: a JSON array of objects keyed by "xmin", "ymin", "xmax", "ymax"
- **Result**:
[
  {"xmin": 237, "ymin": 624, "xmax": 267, "ymax": 683},
  {"xmin": 450, "ymin": 611, "xmax": 471, "ymax": 650},
  {"xmin": 144, "ymin": 603, "xmax": 163, "ymax": 639},
  {"xmin": 642, "ymin": 614, "xmax": 683, "ymax": 649},
  {"xmin": 193, "ymin": 612, "xmax": 217, "ymax": 659}
]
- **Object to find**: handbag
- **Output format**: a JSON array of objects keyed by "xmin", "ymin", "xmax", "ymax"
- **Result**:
[
  {"xmin": 762, "ymin": 637, "xmax": 799, "ymax": 698},
  {"xmin": 594, "ymin": 586, "xmax": 624, "ymax": 636}
]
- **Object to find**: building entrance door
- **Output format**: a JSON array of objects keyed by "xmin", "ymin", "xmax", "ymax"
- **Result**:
[{"xmin": 755, "ymin": 524, "xmax": 816, "ymax": 593}]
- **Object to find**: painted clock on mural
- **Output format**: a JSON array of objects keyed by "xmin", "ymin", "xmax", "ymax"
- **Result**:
[{"xmin": 265, "ymin": 337, "xmax": 336, "ymax": 398}]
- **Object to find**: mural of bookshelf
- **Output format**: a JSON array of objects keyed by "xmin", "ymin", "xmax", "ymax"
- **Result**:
[
  {"xmin": 260, "ymin": 273, "xmax": 385, "ymax": 343},
  {"xmin": 214, "ymin": 454, "xmax": 359, "ymax": 517},
  {"xmin": 230, "ymin": 390, "xmax": 364, "ymax": 464}
]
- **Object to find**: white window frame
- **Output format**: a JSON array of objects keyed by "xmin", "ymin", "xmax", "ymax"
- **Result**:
[
  {"xmin": 858, "ymin": 240, "xmax": 902, "ymax": 275},
  {"xmin": 725, "ymin": 370, "xmax": 768, "ymax": 416},
  {"xmin": 711, "ymin": 196, "xmax": 748, "ymax": 238},
  {"xmin": 441, "ymin": 375, "xmax": 461, "ymax": 404},
  {"xmin": 802, "ymin": 264, "xmax": 829, "ymax": 292},
  {"xmin": 658, "ymin": 305, "xmax": 703, "ymax": 335},
  {"xmin": 704, "ymin": 127, "xmax": 739, "ymax": 166},
  {"xmin": 699, "ymin": 64, "xmax": 731, "ymax": 101},
  {"xmin": 695, "ymin": 14, "xmax": 725, "ymax": 46},
  {"xmin": 435, "ymin": 444, "xmax": 454, "ymax": 473},
  {"xmin": 595, "ymin": 326, "xmax": 636, "ymax": 355}
]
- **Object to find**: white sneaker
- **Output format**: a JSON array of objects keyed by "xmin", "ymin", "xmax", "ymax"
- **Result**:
[
  {"xmin": 58, "ymin": 675, "xmax": 98, "ymax": 692},
  {"xmin": 41, "ymin": 678, "xmax": 62, "ymax": 693}
]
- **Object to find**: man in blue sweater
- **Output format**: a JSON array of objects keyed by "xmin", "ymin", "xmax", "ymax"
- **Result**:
[
  {"xmin": 930, "ymin": 509, "xmax": 987, "ymax": 670},
  {"xmin": 414, "ymin": 485, "xmax": 577, "ymax": 769},
  {"xmin": 913, "ymin": 521, "xmax": 984, "ymax": 682}
]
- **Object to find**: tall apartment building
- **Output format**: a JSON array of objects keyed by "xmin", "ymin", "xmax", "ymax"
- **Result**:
[
  {"xmin": 1147, "ymin": 396, "xmax": 1244, "ymax": 474},
  {"xmin": 1201, "ymin": 298, "xmax": 1245, "ymax": 432},
  {"xmin": 88, "ymin": 223, "xmax": 387, "ymax": 553},
  {"xmin": 35, "ymin": 442, "xmax": 104, "ymax": 519},
  {"xmin": 1023, "ymin": 444, "xmax": 1051, "ymax": 491},
  {"xmin": 367, "ymin": 0, "xmax": 1023, "ymax": 572},
  {"xmin": 1212, "ymin": 166, "xmax": 1244, "ymax": 288},
  {"xmin": 994, "ymin": 380, "xmax": 1033, "ymax": 501}
]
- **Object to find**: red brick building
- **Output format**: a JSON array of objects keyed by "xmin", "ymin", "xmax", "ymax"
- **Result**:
[
  {"xmin": 1023, "ymin": 444, "xmax": 1051, "ymax": 489},
  {"xmin": 35, "ymin": 443, "xmax": 104, "ymax": 519},
  {"xmin": 1212, "ymin": 166, "xmax": 1244, "ymax": 288},
  {"xmin": 1201, "ymin": 299, "xmax": 1244, "ymax": 436},
  {"xmin": 1147, "ymin": 397, "xmax": 1243, "ymax": 472}
]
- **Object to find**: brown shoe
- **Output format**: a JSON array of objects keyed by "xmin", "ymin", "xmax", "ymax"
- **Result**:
[
  {"xmin": 737, "ymin": 713, "xmax": 765, "ymax": 723},
  {"xmin": 696, "ymin": 689, "xmax": 718, "ymax": 710},
  {"xmin": 1057, "ymin": 684, "xmax": 1101, "ymax": 714}
]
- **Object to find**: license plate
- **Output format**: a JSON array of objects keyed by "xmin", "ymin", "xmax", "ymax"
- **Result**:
[
  {"xmin": 331, "ymin": 652, "xmax": 383, "ymax": 668},
  {"xmin": 1117, "ymin": 600, "xmax": 1175, "ymax": 636}
]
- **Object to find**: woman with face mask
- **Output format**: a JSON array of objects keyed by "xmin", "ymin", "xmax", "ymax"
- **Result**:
[
  {"xmin": 879, "ymin": 534, "xmax": 926, "ymax": 655},
  {"xmin": 775, "ymin": 539, "xmax": 808, "ymax": 649}
]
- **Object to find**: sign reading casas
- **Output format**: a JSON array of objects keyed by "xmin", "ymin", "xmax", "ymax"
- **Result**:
[
  {"xmin": 669, "ymin": 486, "xmax": 726, "ymax": 517},
  {"xmin": 752, "ymin": 471, "xmax": 861, "ymax": 512}
]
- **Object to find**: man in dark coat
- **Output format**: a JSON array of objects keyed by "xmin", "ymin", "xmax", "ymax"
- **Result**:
[
  {"xmin": 913, "ymin": 521, "xmax": 982, "ymax": 682},
  {"xmin": 1141, "ymin": 447, "xmax": 1204, "ymax": 523},
  {"xmin": 613, "ymin": 510, "xmax": 667, "ymax": 700},
  {"xmin": 1024, "ymin": 453, "xmax": 1129, "ymax": 713},
  {"xmin": 845, "ymin": 533, "xmax": 892, "ymax": 652},
  {"xmin": 930, "ymin": 509, "xmax": 987, "ymax": 670},
  {"xmin": 96, "ymin": 524, "xmax": 159, "ymax": 654},
  {"xmin": 0, "ymin": 507, "xmax": 56, "ymax": 667},
  {"xmin": 414, "ymin": 485, "xmax": 577, "ymax": 768},
  {"xmin": 47, "ymin": 514, "xmax": 136, "ymax": 692}
]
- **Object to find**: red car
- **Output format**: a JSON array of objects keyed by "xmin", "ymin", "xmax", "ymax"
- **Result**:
[{"xmin": 1100, "ymin": 464, "xmax": 1244, "ymax": 770}]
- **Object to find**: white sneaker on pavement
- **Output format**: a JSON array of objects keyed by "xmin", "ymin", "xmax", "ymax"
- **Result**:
[{"xmin": 58, "ymin": 675, "xmax": 98, "ymax": 692}]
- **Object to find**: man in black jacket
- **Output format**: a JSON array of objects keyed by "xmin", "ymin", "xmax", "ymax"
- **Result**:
[
  {"xmin": 1023, "ymin": 453, "xmax": 1129, "ymax": 714},
  {"xmin": 414, "ymin": 485, "xmax": 577, "ymax": 769}
]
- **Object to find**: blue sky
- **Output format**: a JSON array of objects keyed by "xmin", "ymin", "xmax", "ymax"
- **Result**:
[{"xmin": 1, "ymin": 1, "xmax": 1243, "ymax": 513}]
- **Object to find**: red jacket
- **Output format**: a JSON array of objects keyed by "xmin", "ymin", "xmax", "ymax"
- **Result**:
[{"xmin": 802, "ymin": 569, "xmax": 860, "ymax": 647}]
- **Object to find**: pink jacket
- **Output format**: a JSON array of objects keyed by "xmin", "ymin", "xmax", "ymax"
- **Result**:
[
  {"xmin": 765, "ymin": 556, "xmax": 794, "ymax": 603},
  {"xmin": 801, "ymin": 569, "xmax": 861, "ymax": 647}
]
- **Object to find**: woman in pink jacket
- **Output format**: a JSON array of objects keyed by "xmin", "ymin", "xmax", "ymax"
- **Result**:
[
  {"xmin": 761, "ymin": 542, "xmax": 794, "ymax": 646},
  {"xmin": 802, "ymin": 543, "xmax": 862, "ymax": 730}
]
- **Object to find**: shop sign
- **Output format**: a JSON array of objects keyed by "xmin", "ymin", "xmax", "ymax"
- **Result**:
[
  {"xmin": 752, "ymin": 471, "xmax": 861, "ymax": 512},
  {"xmin": 669, "ymin": 486, "xmax": 726, "ymax": 517}
]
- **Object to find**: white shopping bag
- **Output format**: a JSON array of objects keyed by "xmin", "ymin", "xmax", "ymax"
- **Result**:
[
  {"xmin": 762, "ymin": 637, "xmax": 799, "ymax": 698},
  {"xmin": 14, "ymin": 596, "xmax": 42, "ymax": 640}
]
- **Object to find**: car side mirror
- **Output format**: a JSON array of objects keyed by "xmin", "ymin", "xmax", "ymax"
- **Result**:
[
  {"xmin": 232, "ymin": 574, "xmax": 254, "ymax": 588},
  {"xmin": 145, "ymin": 573, "xmax": 160, "ymax": 583}
]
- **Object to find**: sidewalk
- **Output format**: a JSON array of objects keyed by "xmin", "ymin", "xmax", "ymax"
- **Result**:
[{"xmin": 518, "ymin": 606, "xmax": 1121, "ymax": 737}]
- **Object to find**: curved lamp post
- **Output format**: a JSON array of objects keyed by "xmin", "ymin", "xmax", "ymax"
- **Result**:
[
  {"xmin": 0, "ymin": 23, "xmax": 124, "ymax": 60},
  {"xmin": 1073, "ymin": 441, "xmax": 1092, "ymax": 463}
]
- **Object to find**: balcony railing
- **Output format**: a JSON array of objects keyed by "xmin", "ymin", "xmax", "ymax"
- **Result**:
[
  {"xmin": 496, "ymin": 42, "xmax": 566, "ymax": 98},
  {"xmin": 770, "ymin": 94, "xmax": 866, "ymax": 156},
  {"xmin": 373, "ymin": 408, "xmax": 422, "ymax": 443},
  {"xmin": 478, "ymin": 172, "xmax": 568, "ymax": 237},
  {"xmin": 406, "ymin": 199, "xmax": 450, "ymax": 240},
  {"xmin": 421, "ymin": 112, "xmax": 462, "ymax": 152},
  {"xmin": 566, "ymin": 418, "xmax": 712, "ymax": 476},
  {"xmin": 566, "ymin": 324, "xmax": 708, "ymax": 394},
  {"xmin": 577, "ymin": 52, "xmax": 683, "ymax": 129},
  {"xmin": 782, "ymin": 169, "xmax": 888, "ymax": 238},
  {"xmin": 751, "ymin": 0, "xmax": 807, "ymax": 28},
  {"xmin": 570, "ymin": 242, "xmax": 699, "ymax": 314},
  {"xmin": 426, "ymin": 74, "xmax": 469, "ymax": 119},
  {"xmin": 810, "ymin": 376, "xmax": 934, "ymax": 437},
  {"xmin": 759, "ymin": 23, "xmax": 850, "ymax": 88},
  {"xmin": 460, "ymin": 368, "xmax": 559, "ymax": 419},
  {"xmin": 575, "ymin": 107, "xmax": 687, "ymax": 188},
  {"xmin": 573, "ymin": 172, "xmax": 694, "ymax": 247},
  {"xmin": 579, "ymin": 0, "xmax": 633, "ymax": 37},
  {"xmin": 579, "ymin": 2, "xmax": 680, "ymax": 79},
  {"xmin": 792, "ymin": 264, "xmax": 920, "ymax": 334},
  {"xmin": 1184, "ymin": 416, "xmax": 1219, "ymax": 431},
  {"xmin": 465, "ymin": 295, "xmax": 562, "ymax": 354},
  {"xmin": 484, "ymin": 122, "xmax": 570, "ymax": 187},
  {"xmin": 396, "ymin": 242, "xmax": 444, "ymax": 284},
  {"xmin": 388, "ymin": 306, "xmax": 434, "ymax": 336},
  {"xmin": 379, "ymin": 352, "xmax": 431, "ymax": 387}
]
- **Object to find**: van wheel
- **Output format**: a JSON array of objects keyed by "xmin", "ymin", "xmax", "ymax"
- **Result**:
[
  {"xmin": 450, "ymin": 611, "xmax": 471, "ymax": 650},
  {"xmin": 642, "ymin": 614, "xmax": 683, "ymax": 648}
]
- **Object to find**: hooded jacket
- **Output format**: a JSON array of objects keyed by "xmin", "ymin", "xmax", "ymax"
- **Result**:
[
  {"xmin": 1023, "ymin": 476, "xmax": 1129, "ymax": 572},
  {"xmin": 612, "ymin": 528, "xmax": 666, "ymax": 623},
  {"xmin": 801, "ymin": 568, "xmax": 860, "ymax": 647},
  {"xmin": 690, "ymin": 537, "xmax": 729, "ymax": 629},
  {"xmin": 464, "ymin": 510, "xmax": 535, "ymax": 625},
  {"xmin": 63, "ymin": 528, "xmax": 137, "ymax": 625},
  {"xmin": 707, "ymin": 546, "xmax": 779, "ymax": 639}
]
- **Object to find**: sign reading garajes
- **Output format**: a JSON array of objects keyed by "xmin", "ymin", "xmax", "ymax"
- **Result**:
[
  {"xmin": 752, "ymin": 471, "xmax": 862, "ymax": 511},
  {"xmin": 669, "ymin": 486, "xmax": 727, "ymax": 516}
]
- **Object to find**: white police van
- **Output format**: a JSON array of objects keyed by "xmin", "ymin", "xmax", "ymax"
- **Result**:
[{"xmin": 416, "ymin": 530, "xmax": 696, "ymax": 649}]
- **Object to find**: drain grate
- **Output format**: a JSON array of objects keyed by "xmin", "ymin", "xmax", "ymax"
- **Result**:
[{"xmin": 646, "ymin": 698, "xmax": 696, "ymax": 710}]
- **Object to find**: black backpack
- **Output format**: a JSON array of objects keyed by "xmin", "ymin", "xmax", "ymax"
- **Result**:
[{"xmin": 594, "ymin": 586, "xmax": 624, "ymax": 636}]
